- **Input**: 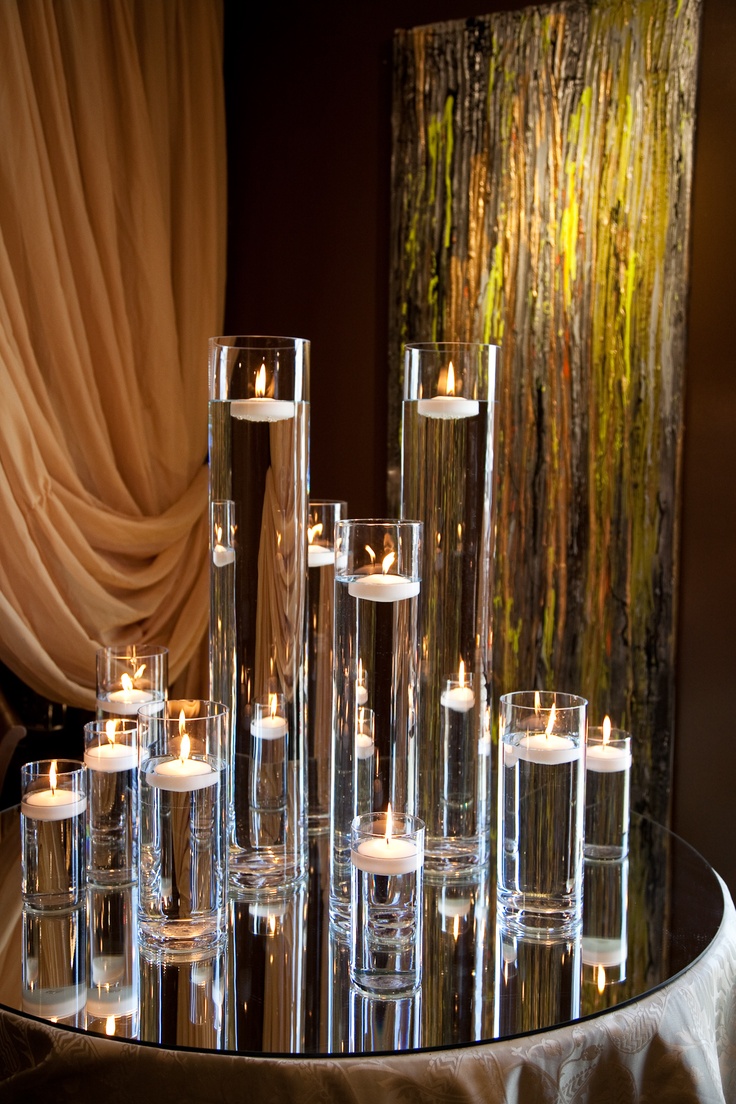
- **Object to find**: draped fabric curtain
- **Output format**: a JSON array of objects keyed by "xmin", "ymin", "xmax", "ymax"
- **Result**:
[{"xmin": 0, "ymin": 0, "xmax": 226, "ymax": 708}]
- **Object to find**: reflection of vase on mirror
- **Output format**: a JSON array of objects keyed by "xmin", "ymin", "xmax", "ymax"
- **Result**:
[
  {"xmin": 227, "ymin": 883, "xmax": 307, "ymax": 1054},
  {"xmin": 493, "ymin": 921, "xmax": 581, "ymax": 1037},
  {"xmin": 87, "ymin": 883, "xmax": 139, "ymax": 1039},
  {"xmin": 581, "ymin": 857, "xmax": 629, "ymax": 1015},
  {"xmin": 138, "ymin": 943, "xmax": 226, "ymax": 1050},
  {"xmin": 23, "ymin": 904, "xmax": 87, "ymax": 1028},
  {"xmin": 421, "ymin": 873, "xmax": 493, "ymax": 1046}
]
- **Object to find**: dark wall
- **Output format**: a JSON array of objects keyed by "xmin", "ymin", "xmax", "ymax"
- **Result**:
[{"xmin": 224, "ymin": 0, "xmax": 736, "ymax": 893}]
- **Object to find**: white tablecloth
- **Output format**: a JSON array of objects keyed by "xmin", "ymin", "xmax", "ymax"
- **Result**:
[{"xmin": 0, "ymin": 878, "xmax": 734, "ymax": 1103}]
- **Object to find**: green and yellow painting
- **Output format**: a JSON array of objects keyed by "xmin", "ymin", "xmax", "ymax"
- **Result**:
[{"xmin": 389, "ymin": 0, "xmax": 701, "ymax": 823}]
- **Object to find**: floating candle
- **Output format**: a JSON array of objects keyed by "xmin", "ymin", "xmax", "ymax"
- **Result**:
[
  {"xmin": 417, "ymin": 362, "xmax": 479, "ymax": 419},
  {"xmin": 230, "ymin": 362, "xmax": 294, "ymax": 422},
  {"xmin": 586, "ymin": 717, "xmax": 632, "ymax": 772},
  {"xmin": 351, "ymin": 807, "xmax": 422, "ymax": 875},
  {"xmin": 441, "ymin": 659, "xmax": 475, "ymax": 713},
  {"xmin": 251, "ymin": 695, "xmax": 288, "ymax": 740},
  {"xmin": 146, "ymin": 718, "xmax": 217, "ymax": 792},
  {"xmin": 348, "ymin": 550, "xmax": 419, "ymax": 603},
  {"xmin": 21, "ymin": 761, "xmax": 87, "ymax": 821}
]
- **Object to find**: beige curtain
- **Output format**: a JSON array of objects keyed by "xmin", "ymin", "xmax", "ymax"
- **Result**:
[{"xmin": 0, "ymin": 0, "xmax": 226, "ymax": 708}]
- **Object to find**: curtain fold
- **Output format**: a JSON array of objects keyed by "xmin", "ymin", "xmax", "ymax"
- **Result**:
[{"xmin": 0, "ymin": 0, "xmax": 226, "ymax": 707}]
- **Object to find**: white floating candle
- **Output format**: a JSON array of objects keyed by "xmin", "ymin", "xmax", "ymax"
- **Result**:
[
  {"xmin": 100, "ymin": 682, "xmax": 155, "ymax": 716},
  {"xmin": 348, "ymin": 574, "xmax": 420, "ymax": 602},
  {"xmin": 22, "ymin": 788, "xmax": 87, "ymax": 821},
  {"xmin": 355, "ymin": 732, "xmax": 375, "ymax": 760},
  {"xmin": 586, "ymin": 742, "xmax": 631, "ymax": 773},
  {"xmin": 308, "ymin": 544, "xmax": 334, "ymax": 567},
  {"xmin": 417, "ymin": 395, "xmax": 479, "ymax": 419},
  {"xmin": 587, "ymin": 719, "xmax": 632, "ymax": 773},
  {"xmin": 251, "ymin": 714, "xmax": 288, "ymax": 740},
  {"xmin": 351, "ymin": 834, "xmax": 421, "ymax": 875},
  {"xmin": 230, "ymin": 397, "xmax": 294, "ymax": 422},
  {"xmin": 441, "ymin": 661, "xmax": 475, "ymax": 713},
  {"xmin": 517, "ymin": 732, "xmax": 581, "ymax": 765},
  {"xmin": 212, "ymin": 543, "xmax": 235, "ymax": 567},
  {"xmin": 416, "ymin": 361, "xmax": 479, "ymax": 419},
  {"xmin": 84, "ymin": 742, "xmax": 137, "ymax": 773},
  {"xmin": 146, "ymin": 756, "xmax": 217, "ymax": 792}
]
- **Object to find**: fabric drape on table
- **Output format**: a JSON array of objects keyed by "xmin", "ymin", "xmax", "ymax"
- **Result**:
[{"xmin": 0, "ymin": 0, "xmax": 226, "ymax": 707}]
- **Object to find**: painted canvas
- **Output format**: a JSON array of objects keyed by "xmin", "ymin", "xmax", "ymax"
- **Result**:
[{"xmin": 389, "ymin": 0, "xmax": 701, "ymax": 824}]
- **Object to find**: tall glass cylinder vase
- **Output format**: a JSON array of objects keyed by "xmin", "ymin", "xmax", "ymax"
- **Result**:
[
  {"xmin": 307, "ymin": 499, "xmax": 346, "ymax": 833},
  {"xmin": 400, "ymin": 342, "xmax": 500, "ymax": 876},
  {"xmin": 329, "ymin": 519, "xmax": 422, "ymax": 931},
  {"xmin": 209, "ymin": 336, "xmax": 310, "ymax": 894}
]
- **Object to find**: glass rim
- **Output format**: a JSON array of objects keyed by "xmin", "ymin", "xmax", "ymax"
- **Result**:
[
  {"xmin": 209, "ymin": 335, "xmax": 310, "ymax": 350},
  {"xmin": 499, "ymin": 690, "xmax": 588, "ymax": 711}
]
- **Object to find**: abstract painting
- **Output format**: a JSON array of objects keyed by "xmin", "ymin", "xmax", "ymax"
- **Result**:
[{"xmin": 389, "ymin": 0, "xmax": 701, "ymax": 824}]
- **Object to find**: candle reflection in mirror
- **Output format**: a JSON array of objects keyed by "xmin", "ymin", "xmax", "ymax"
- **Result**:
[{"xmin": 348, "ymin": 986, "xmax": 421, "ymax": 1054}]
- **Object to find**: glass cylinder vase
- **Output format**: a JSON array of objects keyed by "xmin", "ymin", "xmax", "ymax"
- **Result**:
[
  {"xmin": 137, "ymin": 699, "xmax": 228, "ymax": 953},
  {"xmin": 307, "ymin": 498, "xmax": 347, "ymax": 833},
  {"xmin": 400, "ymin": 342, "xmax": 500, "ymax": 876},
  {"xmin": 329, "ymin": 518, "xmax": 422, "ymax": 931},
  {"xmin": 209, "ymin": 336, "xmax": 310, "ymax": 893}
]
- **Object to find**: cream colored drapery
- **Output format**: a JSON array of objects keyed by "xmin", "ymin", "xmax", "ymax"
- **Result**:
[{"xmin": 0, "ymin": 0, "xmax": 226, "ymax": 708}]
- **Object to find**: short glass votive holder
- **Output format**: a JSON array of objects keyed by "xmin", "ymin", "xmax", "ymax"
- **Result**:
[
  {"xmin": 137, "ymin": 700, "xmax": 228, "ymax": 953},
  {"xmin": 584, "ymin": 721, "xmax": 632, "ymax": 860},
  {"xmin": 84, "ymin": 720, "xmax": 137, "ymax": 885},
  {"xmin": 497, "ymin": 691, "xmax": 587, "ymax": 935},
  {"xmin": 350, "ymin": 811, "xmax": 424, "ymax": 996},
  {"xmin": 96, "ymin": 643, "xmax": 168, "ymax": 720},
  {"xmin": 21, "ymin": 759, "xmax": 87, "ymax": 910}
]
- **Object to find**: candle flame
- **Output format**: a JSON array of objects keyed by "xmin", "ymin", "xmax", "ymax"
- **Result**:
[
  {"xmin": 597, "ymin": 964, "xmax": 606, "ymax": 993},
  {"xmin": 105, "ymin": 1015, "xmax": 116, "ymax": 1036},
  {"xmin": 534, "ymin": 690, "xmax": 541, "ymax": 714},
  {"xmin": 603, "ymin": 715, "xmax": 611, "ymax": 746},
  {"xmin": 545, "ymin": 703, "xmax": 557, "ymax": 737},
  {"xmin": 365, "ymin": 544, "xmax": 376, "ymax": 564},
  {"xmin": 446, "ymin": 361, "xmax": 456, "ymax": 396},
  {"xmin": 385, "ymin": 803, "xmax": 393, "ymax": 845},
  {"xmin": 178, "ymin": 711, "xmax": 190, "ymax": 763},
  {"xmin": 255, "ymin": 362, "xmax": 267, "ymax": 398},
  {"xmin": 121, "ymin": 673, "xmax": 133, "ymax": 693},
  {"xmin": 105, "ymin": 720, "xmax": 118, "ymax": 746},
  {"xmin": 215, "ymin": 525, "xmax": 223, "ymax": 544},
  {"xmin": 381, "ymin": 550, "xmax": 396, "ymax": 575},
  {"xmin": 308, "ymin": 522, "xmax": 323, "ymax": 544},
  {"xmin": 269, "ymin": 693, "xmax": 278, "ymax": 720},
  {"xmin": 459, "ymin": 658, "xmax": 466, "ymax": 687},
  {"xmin": 49, "ymin": 760, "xmax": 58, "ymax": 794}
]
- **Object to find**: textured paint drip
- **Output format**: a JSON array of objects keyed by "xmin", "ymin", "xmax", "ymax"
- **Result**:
[{"xmin": 388, "ymin": 0, "xmax": 701, "ymax": 830}]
